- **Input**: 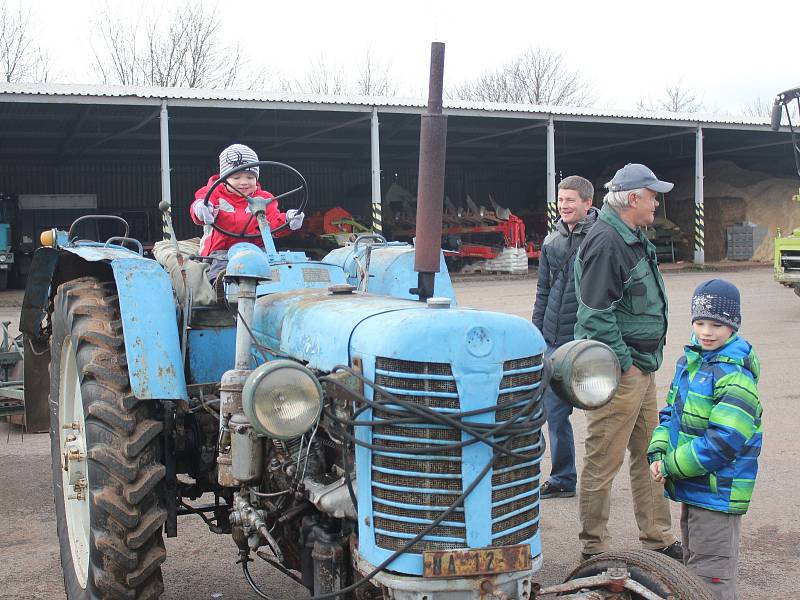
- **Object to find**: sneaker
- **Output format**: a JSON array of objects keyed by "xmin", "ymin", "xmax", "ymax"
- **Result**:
[
  {"xmin": 540, "ymin": 481, "xmax": 576, "ymax": 499},
  {"xmin": 654, "ymin": 541, "xmax": 684, "ymax": 562}
]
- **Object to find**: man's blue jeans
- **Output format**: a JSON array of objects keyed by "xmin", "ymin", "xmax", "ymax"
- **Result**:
[{"xmin": 543, "ymin": 344, "xmax": 576, "ymax": 491}]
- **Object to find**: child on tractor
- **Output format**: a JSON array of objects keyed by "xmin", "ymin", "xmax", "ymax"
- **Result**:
[
  {"xmin": 189, "ymin": 143, "xmax": 305, "ymax": 281},
  {"xmin": 648, "ymin": 279, "xmax": 762, "ymax": 599}
]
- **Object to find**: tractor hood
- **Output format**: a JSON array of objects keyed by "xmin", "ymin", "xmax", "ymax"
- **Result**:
[{"xmin": 251, "ymin": 287, "xmax": 546, "ymax": 373}]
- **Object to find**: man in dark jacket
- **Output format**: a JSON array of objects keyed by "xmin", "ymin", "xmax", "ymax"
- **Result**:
[
  {"xmin": 573, "ymin": 163, "xmax": 681, "ymax": 560},
  {"xmin": 533, "ymin": 175, "xmax": 598, "ymax": 499}
]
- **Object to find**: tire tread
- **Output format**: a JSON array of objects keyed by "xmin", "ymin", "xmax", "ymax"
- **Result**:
[
  {"xmin": 567, "ymin": 549, "xmax": 716, "ymax": 600},
  {"xmin": 50, "ymin": 276, "xmax": 166, "ymax": 600}
]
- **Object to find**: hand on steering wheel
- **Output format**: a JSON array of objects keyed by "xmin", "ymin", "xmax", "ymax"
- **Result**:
[
  {"xmin": 194, "ymin": 202, "xmax": 218, "ymax": 225},
  {"xmin": 202, "ymin": 160, "xmax": 308, "ymax": 240}
]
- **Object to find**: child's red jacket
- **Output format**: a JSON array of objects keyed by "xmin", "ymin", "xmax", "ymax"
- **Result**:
[{"xmin": 189, "ymin": 175, "xmax": 288, "ymax": 255}]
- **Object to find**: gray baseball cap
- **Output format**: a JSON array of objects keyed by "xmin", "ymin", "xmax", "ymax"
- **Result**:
[{"xmin": 608, "ymin": 163, "xmax": 674, "ymax": 193}]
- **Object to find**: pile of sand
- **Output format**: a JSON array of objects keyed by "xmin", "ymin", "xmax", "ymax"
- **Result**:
[
  {"xmin": 666, "ymin": 161, "xmax": 800, "ymax": 262},
  {"xmin": 742, "ymin": 179, "xmax": 800, "ymax": 261}
]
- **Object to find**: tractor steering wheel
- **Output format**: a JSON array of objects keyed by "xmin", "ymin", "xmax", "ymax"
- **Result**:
[{"xmin": 202, "ymin": 160, "xmax": 308, "ymax": 240}]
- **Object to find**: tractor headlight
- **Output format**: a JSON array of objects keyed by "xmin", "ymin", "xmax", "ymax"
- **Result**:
[
  {"xmin": 549, "ymin": 340, "xmax": 620, "ymax": 410},
  {"xmin": 242, "ymin": 360, "xmax": 323, "ymax": 439}
]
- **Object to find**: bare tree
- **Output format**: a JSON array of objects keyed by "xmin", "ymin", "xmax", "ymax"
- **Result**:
[
  {"xmin": 92, "ymin": 2, "xmax": 243, "ymax": 88},
  {"xmin": 0, "ymin": 1, "xmax": 50, "ymax": 83},
  {"xmin": 637, "ymin": 82, "xmax": 704, "ymax": 113},
  {"xmin": 355, "ymin": 48, "xmax": 396, "ymax": 96},
  {"xmin": 291, "ymin": 55, "xmax": 348, "ymax": 95},
  {"xmin": 450, "ymin": 47, "xmax": 594, "ymax": 106},
  {"xmin": 92, "ymin": 10, "xmax": 141, "ymax": 86},
  {"xmin": 287, "ymin": 49, "xmax": 398, "ymax": 97},
  {"xmin": 741, "ymin": 95, "xmax": 775, "ymax": 119}
]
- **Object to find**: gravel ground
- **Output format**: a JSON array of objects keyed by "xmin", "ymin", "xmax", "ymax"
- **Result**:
[{"xmin": 0, "ymin": 265, "xmax": 796, "ymax": 599}]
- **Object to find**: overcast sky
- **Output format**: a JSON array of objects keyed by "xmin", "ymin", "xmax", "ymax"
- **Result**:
[{"xmin": 24, "ymin": 0, "xmax": 799, "ymax": 116}]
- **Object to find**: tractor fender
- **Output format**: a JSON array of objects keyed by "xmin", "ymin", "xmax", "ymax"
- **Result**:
[{"xmin": 21, "ymin": 245, "xmax": 188, "ymax": 401}]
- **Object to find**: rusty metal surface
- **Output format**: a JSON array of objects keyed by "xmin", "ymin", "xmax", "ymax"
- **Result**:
[
  {"xmin": 537, "ymin": 572, "xmax": 665, "ymax": 600},
  {"xmin": 422, "ymin": 544, "xmax": 531, "ymax": 579},
  {"xmin": 22, "ymin": 335, "xmax": 50, "ymax": 432},
  {"xmin": 414, "ymin": 42, "xmax": 448, "ymax": 277},
  {"xmin": 109, "ymin": 257, "xmax": 187, "ymax": 400},
  {"xmin": 19, "ymin": 248, "xmax": 59, "ymax": 342}
]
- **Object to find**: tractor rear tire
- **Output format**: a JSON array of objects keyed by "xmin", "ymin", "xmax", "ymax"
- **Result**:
[
  {"xmin": 49, "ymin": 276, "xmax": 167, "ymax": 600},
  {"xmin": 565, "ymin": 549, "xmax": 715, "ymax": 599}
]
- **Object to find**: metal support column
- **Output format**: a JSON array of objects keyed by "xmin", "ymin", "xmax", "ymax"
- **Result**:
[
  {"xmin": 694, "ymin": 125, "xmax": 705, "ymax": 265},
  {"xmin": 160, "ymin": 101, "xmax": 172, "ymax": 241},
  {"xmin": 546, "ymin": 116, "xmax": 557, "ymax": 233},
  {"xmin": 371, "ymin": 107, "xmax": 382, "ymax": 234}
]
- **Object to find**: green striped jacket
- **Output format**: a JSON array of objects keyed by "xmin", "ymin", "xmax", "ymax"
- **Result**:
[{"xmin": 647, "ymin": 334, "xmax": 761, "ymax": 514}]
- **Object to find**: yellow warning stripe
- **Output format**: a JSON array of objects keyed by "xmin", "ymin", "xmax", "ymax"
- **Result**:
[
  {"xmin": 694, "ymin": 203, "xmax": 705, "ymax": 253},
  {"xmin": 372, "ymin": 202, "xmax": 382, "ymax": 234},
  {"xmin": 547, "ymin": 201, "xmax": 558, "ymax": 233}
]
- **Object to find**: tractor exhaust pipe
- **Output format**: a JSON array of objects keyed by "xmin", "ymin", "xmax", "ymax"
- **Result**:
[{"xmin": 412, "ymin": 42, "xmax": 448, "ymax": 301}]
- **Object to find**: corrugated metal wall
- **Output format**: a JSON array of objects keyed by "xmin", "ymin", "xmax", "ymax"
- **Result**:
[
  {"xmin": 0, "ymin": 159, "xmax": 545, "ymax": 246},
  {"xmin": 0, "ymin": 159, "xmax": 378, "ymax": 243}
]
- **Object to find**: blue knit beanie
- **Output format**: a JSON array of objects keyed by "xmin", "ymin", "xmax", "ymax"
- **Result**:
[{"xmin": 691, "ymin": 279, "xmax": 741, "ymax": 331}]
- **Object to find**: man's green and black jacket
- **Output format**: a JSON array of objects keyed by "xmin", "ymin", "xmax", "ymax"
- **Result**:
[{"xmin": 574, "ymin": 203, "xmax": 669, "ymax": 373}]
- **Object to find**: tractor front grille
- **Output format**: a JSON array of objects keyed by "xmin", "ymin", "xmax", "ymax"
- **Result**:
[
  {"xmin": 492, "ymin": 508, "xmax": 539, "ymax": 534},
  {"xmin": 373, "ymin": 517, "xmax": 465, "ymax": 538},
  {"xmin": 373, "ymin": 470, "xmax": 463, "ymax": 491},
  {"xmin": 490, "ymin": 358, "xmax": 544, "ymax": 546},
  {"xmin": 375, "ymin": 535, "xmax": 466, "ymax": 553},
  {"xmin": 371, "ymin": 357, "xmax": 466, "ymax": 554},
  {"xmin": 493, "ymin": 523, "xmax": 539, "ymax": 547},
  {"xmin": 503, "ymin": 356, "xmax": 542, "ymax": 371},
  {"xmin": 373, "ymin": 487, "xmax": 461, "ymax": 507},
  {"xmin": 368, "ymin": 354, "xmax": 543, "ymax": 558},
  {"xmin": 492, "ymin": 495, "xmax": 538, "ymax": 519},
  {"xmin": 492, "ymin": 464, "xmax": 538, "ymax": 487},
  {"xmin": 373, "ymin": 501, "xmax": 465, "ymax": 523},
  {"xmin": 372, "ymin": 454, "xmax": 460, "ymax": 475}
]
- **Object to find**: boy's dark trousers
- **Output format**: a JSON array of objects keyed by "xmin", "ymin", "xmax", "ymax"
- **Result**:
[{"xmin": 680, "ymin": 503, "xmax": 742, "ymax": 600}]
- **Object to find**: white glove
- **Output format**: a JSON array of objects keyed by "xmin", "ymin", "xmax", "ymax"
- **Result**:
[
  {"xmin": 194, "ymin": 201, "xmax": 218, "ymax": 225},
  {"xmin": 286, "ymin": 209, "xmax": 305, "ymax": 231}
]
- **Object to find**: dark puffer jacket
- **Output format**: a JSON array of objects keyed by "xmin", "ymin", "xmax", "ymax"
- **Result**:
[{"xmin": 532, "ymin": 207, "xmax": 599, "ymax": 346}]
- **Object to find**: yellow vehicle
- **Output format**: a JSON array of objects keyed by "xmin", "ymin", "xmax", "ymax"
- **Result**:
[{"xmin": 771, "ymin": 87, "xmax": 800, "ymax": 296}]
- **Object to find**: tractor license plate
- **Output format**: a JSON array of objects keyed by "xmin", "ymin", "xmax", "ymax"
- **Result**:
[{"xmin": 423, "ymin": 544, "xmax": 531, "ymax": 578}]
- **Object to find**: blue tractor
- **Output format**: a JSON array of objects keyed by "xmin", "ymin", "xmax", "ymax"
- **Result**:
[{"xmin": 20, "ymin": 44, "xmax": 713, "ymax": 600}]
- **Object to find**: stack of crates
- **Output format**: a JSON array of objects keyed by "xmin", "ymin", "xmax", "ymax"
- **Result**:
[{"xmin": 726, "ymin": 222, "xmax": 768, "ymax": 261}]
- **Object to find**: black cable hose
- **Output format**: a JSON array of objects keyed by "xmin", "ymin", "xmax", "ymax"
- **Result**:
[
  {"xmin": 243, "ymin": 558, "xmax": 280, "ymax": 600},
  {"xmin": 342, "ymin": 437, "xmax": 359, "ymax": 513},
  {"xmin": 320, "ymin": 365, "xmax": 549, "ymax": 462},
  {"xmin": 244, "ymin": 361, "xmax": 549, "ymax": 600},
  {"xmin": 256, "ymin": 552, "xmax": 306, "ymax": 587}
]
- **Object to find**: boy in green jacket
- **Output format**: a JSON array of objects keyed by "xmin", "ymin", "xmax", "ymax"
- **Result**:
[{"xmin": 649, "ymin": 279, "xmax": 762, "ymax": 599}]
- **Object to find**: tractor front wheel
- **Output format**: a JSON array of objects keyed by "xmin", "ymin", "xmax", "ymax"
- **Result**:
[
  {"xmin": 564, "ymin": 549, "xmax": 715, "ymax": 599},
  {"xmin": 49, "ymin": 276, "xmax": 167, "ymax": 599}
]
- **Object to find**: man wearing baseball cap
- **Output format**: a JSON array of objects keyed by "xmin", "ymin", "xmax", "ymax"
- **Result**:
[{"xmin": 573, "ymin": 163, "xmax": 682, "ymax": 561}]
